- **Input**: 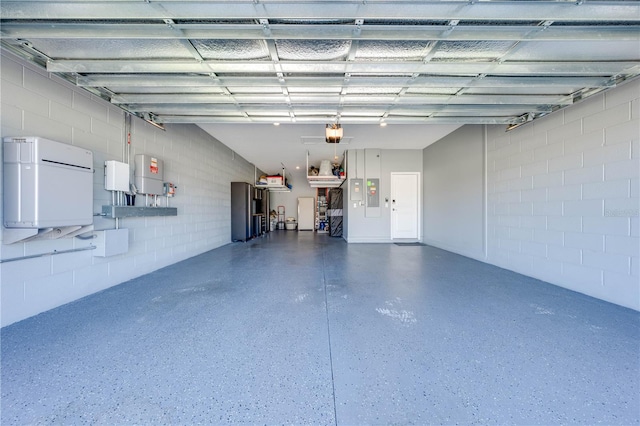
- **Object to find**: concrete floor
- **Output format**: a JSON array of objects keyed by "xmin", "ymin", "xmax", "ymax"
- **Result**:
[{"xmin": 1, "ymin": 231, "xmax": 639, "ymax": 425}]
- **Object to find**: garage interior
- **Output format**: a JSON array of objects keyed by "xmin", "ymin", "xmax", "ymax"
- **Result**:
[{"xmin": 1, "ymin": 1, "xmax": 639, "ymax": 424}]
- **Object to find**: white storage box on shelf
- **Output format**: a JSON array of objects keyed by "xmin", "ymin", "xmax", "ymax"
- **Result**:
[
  {"xmin": 266, "ymin": 176, "xmax": 283, "ymax": 185},
  {"xmin": 256, "ymin": 167, "xmax": 290, "ymax": 193},
  {"xmin": 318, "ymin": 160, "xmax": 332, "ymax": 176}
]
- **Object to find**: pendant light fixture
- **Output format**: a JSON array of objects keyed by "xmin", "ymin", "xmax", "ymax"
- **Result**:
[{"xmin": 325, "ymin": 122, "xmax": 343, "ymax": 144}]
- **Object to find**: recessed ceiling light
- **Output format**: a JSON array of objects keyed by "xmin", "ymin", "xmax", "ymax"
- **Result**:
[
  {"xmin": 296, "ymin": 166, "xmax": 300, "ymax": 170},
  {"xmin": 380, "ymin": 122, "xmax": 388, "ymax": 127},
  {"xmin": 273, "ymin": 122, "xmax": 280, "ymax": 126}
]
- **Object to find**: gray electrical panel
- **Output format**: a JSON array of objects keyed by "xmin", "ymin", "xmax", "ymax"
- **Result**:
[
  {"xmin": 134, "ymin": 154, "xmax": 164, "ymax": 195},
  {"xmin": 350, "ymin": 178, "xmax": 363, "ymax": 201},
  {"xmin": 3, "ymin": 136, "xmax": 94, "ymax": 228},
  {"xmin": 366, "ymin": 178, "xmax": 380, "ymax": 207},
  {"xmin": 365, "ymin": 149, "xmax": 381, "ymax": 217}
]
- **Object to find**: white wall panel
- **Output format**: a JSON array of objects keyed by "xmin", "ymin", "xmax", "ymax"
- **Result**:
[
  {"xmin": 423, "ymin": 77, "xmax": 639, "ymax": 310},
  {"xmin": 423, "ymin": 125, "xmax": 486, "ymax": 260},
  {"xmin": 0, "ymin": 51, "xmax": 256, "ymax": 327}
]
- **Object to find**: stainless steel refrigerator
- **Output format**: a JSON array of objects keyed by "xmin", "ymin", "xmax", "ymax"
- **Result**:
[{"xmin": 231, "ymin": 182, "xmax": 252, "ymax": 241}]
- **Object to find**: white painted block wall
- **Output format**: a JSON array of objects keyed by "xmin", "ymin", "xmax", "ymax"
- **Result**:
[
  {"xmin": 486, "ymin": 78, "xmax": 639, "ymax": 309},
  {"xmin": 0, "ymin": 52, "xmax": 256, "ymax": 326},
  {"xmin": 424, "ymin": 78, "xmax": 639, "ymax": 310}
]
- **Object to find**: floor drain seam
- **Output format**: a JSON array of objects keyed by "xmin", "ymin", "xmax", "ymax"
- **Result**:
[{"xmin": 322, "ymin": 244, "xmax": 339, "ymax": 426}]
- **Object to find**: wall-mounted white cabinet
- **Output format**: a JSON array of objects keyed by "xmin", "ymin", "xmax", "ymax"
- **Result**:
[{"xmin": 3, "ymin": 137, "xmax": 93, "ymax": 229}]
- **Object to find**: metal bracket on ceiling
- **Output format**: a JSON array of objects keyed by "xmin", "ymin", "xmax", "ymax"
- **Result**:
[
  {"xmin": 539, "ymin": 20, "xmax": 554, "ymax": 30},
  {"xmin": 3, "ymin": 39, "xmax": 50, "ymax": 67},
  {"xmin": 260, "ymin": 19, "xmax": 271, "ymax": 37},
  {"xmin": 506, "ymin": 112, "xmax": 536, "ymax": 132},
  {"xmin": 141, "ymin": 112, "xmax": 165, "ymax": 131},
  {"xmin": 442, "ymin": 20, "xmax": 459, "ymax": 37},
  {"xmin": 353, "ymin": 19, "xmax": 364, "ymax": 37}
]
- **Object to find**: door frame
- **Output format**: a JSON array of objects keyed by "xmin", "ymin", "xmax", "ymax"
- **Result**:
[{"xmin": 390, "ymin": 172, "xmax": 421, "ymax": 241}]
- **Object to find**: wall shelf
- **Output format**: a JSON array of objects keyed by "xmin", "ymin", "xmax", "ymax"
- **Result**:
[
  {"xmin": 256, "ymin": 165, "xmax": 291, "ymax": 192},
  {"xmin": 259, "ymin": 184, "xmax": 290, "ymax": 192},
  {"xmin": 306, "ymin": 151, "xmax": 346, "ymax": 188},
  {"xmin": 307, "ymin": 175, "xmax": 346, "ymax": 188}
]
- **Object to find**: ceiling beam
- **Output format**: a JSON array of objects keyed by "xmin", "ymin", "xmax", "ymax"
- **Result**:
[
  {"xmin": 76, "ymin": 74, "xmax": 614, "ymax": 89},
  {"xmin": 1, "ymin": 1, "xmax": 638, "ymax": 21},
  {"xmin": 150, "ymin": 114, "xmax": 520, "ymax": 125},
  {"xmin": 3, "ymin": 23, "xmax": 639, "ymax": 41},
  {"xmin": 48, "ymin": 59, "xmax": 640, "ymax": 76},
  {"xmin": 119, "ymin": 103, "xmax": 554, "ymax": 114},
  {"xmin": 110, "ymin": 93, "xmax": 572, "ymax": 105}
]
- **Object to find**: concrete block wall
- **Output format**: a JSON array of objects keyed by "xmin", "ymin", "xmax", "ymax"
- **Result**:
[
  {"xmin": 1, "ymin": 52, "xmax": 256, "ymax": 326},
  {"xmin": 486, "ymin": 78, "xmax": 640, "ymax": 309}
]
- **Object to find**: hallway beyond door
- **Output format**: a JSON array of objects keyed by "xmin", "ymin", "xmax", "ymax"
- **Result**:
[{"xmin": 2, "ymin": 231, "xmax": 638, "ymax": 425}]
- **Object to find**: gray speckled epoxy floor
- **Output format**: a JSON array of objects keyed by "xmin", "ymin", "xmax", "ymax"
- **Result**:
[{"xmin": 1, "ymin": 231, "xmax": 639, "ymax": 425}]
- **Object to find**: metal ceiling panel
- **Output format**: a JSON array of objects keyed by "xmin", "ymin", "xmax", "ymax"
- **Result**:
[
  {"xmin": 1, "ymin": 0, "xmax": 638, "ymax": 126},
  {"xmin": 432, "ymin": 41, "xmax": 516, "ymax": 60},
  {"xmin": 275, "ymin": 40, "xmax": 351, "ymax": 61},
  {"xmin": 464, "ymin": 87, "xmax": 578, "ymax": 96},
  {"xmin": 405, "ymin": 88, "xmax": 462, "ymax": 95},
  {"xmin": 287, "ymin": 86, "xmax": 343, "ymax": 94},
  {"xmin": 355, "ymin": 40, "xmax": 433, "ymax": 61},
  {"xmin": 228, "ymin": 86, "xmax": 286, "ymax": 94},
  {"xmin": 113, "ymin": 86, "xmax": 228, "ymax": 95},
  {"xmin": 29, "ymin": 38, "xmax": 192, "ymax": 59},
  {"xmin": 509, "ymin": 40, "xmax": 640, "ymax": 61},
  {"xmin": 345, "ymin": 87, "xmax": 402, "ymax": 94},
  {"xmin": 192, "ymin": 39, "xmax": 270, "ymax": 60}
]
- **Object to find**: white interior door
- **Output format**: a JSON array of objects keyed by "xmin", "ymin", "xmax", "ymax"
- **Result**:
[{"xmin": 391, "ymin": 173, "xmax": 420, "ymax": 240}]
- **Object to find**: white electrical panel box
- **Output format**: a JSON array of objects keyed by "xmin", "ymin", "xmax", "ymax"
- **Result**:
[
  {"xmin": 93, "ymin": 228, "xmax": 129, "ymax": 257},
  {"xmin": 105, "ymin": 160, "xmax": 130, "ymax": 192},
  {"xmin": 134, "ymin": 154, "xmax": 164, "ymax": 195},
  {"xmin": 3, "ymin": 136, "xmax": 94, "ymax": 228}
]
